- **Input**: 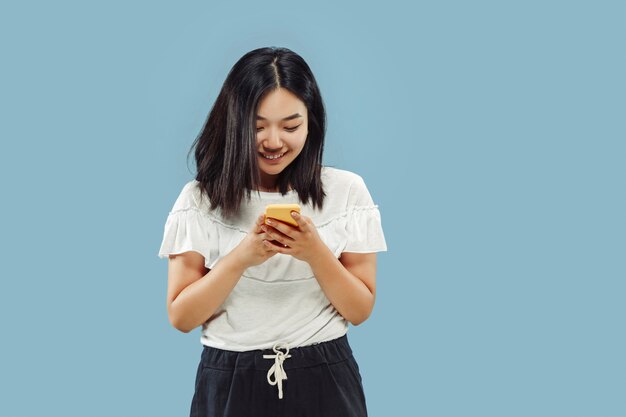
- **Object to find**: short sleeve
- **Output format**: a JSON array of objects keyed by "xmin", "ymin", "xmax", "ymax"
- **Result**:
[
  {"xmin": 342, "ymin": 175, "xmax": 388, "ymax": 253},
  {"xmin": 157, "ymin": 181, "xmax": 220, "ymax": 269}
]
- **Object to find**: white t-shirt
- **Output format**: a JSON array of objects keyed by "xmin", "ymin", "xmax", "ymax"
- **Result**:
[{"xmin": 157, "ymin": 166, "xmax": 387, "ymax": 351}]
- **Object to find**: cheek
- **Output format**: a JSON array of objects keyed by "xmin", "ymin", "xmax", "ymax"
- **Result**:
[{"xmin": 292, "ymin": 132, "xmax": 308, "ymax": 149}]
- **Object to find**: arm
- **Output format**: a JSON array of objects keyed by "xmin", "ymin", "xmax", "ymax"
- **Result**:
[
  {"xmin": 166, "ymin": 250, "xmax": 247, "ymax": 333},
  {"xmin": 166, "ymin": 214, "xmax": 273, "ymax": 333},
  {"xmin": 307, "ymin": 248, "xmax": 377, "ymax": 326},
  {"xmin": 262, "ymin": 213, "xmax": 379, "ymax": 326}
]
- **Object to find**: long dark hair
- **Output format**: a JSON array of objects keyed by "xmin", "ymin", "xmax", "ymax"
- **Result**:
[{"xmin": 188, "ymin": 46, "xmax": 327, "ymax": 219}]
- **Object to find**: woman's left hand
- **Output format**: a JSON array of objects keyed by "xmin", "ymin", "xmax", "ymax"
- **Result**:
[{"xmin": 261, "ymin": 211, "xmax": 328, "ymax": 264}]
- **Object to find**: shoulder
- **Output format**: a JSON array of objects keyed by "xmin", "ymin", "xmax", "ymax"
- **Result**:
[
  {"xmin": 169, "ymin": 179, "xmax": 205, "ymax": 213},
  {"xmin": 321, "ymin": 166, "xmax": 375, "ymax": 207},
  {"xmin": 322, "ymin": 166, "xmax": 365, "ymax": 189}
]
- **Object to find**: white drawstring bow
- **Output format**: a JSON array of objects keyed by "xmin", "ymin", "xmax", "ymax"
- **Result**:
[{"xmin": 263, "ymin": 342, "xmax": 292, "ymax": 399}]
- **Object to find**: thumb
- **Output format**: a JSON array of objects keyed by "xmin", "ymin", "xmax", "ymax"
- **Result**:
[{"xmin": 254, "ymin": 214, "xmax": 265, "ymax": 233}]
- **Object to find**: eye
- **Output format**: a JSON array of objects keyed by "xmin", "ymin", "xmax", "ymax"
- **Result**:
[
  {"xmin": 285, "ymin": 124, "xmax": 301, "ymax": 132},
  {"xmin": 256, "ymin": 124, "xmax": 301, "ymax": 133}
]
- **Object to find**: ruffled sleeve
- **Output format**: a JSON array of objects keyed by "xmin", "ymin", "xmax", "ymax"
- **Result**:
[
  {"xmin": 342, "ymin": 175, "xmax": 388, "ymax": 253},
  {"xmin": 157, "ymin": 181, "xmax": 220, "ymax": 269}
]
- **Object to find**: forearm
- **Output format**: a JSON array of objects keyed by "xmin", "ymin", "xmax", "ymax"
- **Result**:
[
  {"xmin": 170, "ymin": 251, "xmax": 247, "ymax": 333},
  {"xmin": 308, "ymin": 245, "xmax": 374, "ymax": 326}
]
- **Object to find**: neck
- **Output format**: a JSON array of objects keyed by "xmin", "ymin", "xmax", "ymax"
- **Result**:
[{"xmin": 258, "ymin": 185, "xmax": 278, "ymax": 192}]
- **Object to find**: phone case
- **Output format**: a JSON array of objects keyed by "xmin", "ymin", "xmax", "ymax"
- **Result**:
[{"xmin": 264, "ymin": 203, "xmax": 301, "ymax": 227}]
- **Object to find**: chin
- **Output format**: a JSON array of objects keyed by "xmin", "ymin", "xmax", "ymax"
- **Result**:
[{"xmin": 260, "ymin": 166, "xmax": 287, "ymax": 176}]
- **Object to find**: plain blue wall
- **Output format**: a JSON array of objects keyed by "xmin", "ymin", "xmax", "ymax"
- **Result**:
[{"xmin": 0, "ymin": 1, "xmax": 624, "ymax": 416}]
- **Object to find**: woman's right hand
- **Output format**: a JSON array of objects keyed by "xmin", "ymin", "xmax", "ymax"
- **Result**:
[{"xmin": 232, "ymin": 214, "xmax": 277, "ymax": 268}]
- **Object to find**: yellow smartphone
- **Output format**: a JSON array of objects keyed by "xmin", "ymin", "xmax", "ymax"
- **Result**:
[{"xmin": 264, "ymin": 203, "xmax": 301, "ymax": 227}]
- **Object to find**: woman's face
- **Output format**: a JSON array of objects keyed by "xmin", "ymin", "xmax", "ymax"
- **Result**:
[{"xmin": 255, "ymin": 87, "xmax": 308, "ymax": 184}]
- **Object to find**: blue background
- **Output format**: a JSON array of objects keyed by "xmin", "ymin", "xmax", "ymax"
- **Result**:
[{"xmin": 1, "ymin": 1, "xmax": 624, "ymax": 416}]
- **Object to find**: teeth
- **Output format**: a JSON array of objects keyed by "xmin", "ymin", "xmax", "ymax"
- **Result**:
[{"xmin": 262, "ymin": 152, "xmax": 284, "ymax": 160}]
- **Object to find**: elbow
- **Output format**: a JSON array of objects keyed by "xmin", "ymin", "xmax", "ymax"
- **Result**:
[
  {"xmin": 350, "ymin": 313, "xmax": 370, "ymax": 327},
  {"xmin": 173, "ymin": 321, "xmax": 193, "ymax": 333},
  {"xmin": 168, "ymin": 303, "xmax": 193, "ymax": 333},
  {"xmin": 350, "ymin": 297, "xmax": 375, "ymax": 326},
  {"xmin": 170, "ymin": 316, "xmax": 193, "ymax": 333},
  {"xmin": 349, "ymin": 307, "xmax": 374, "ymax": 327},
  {"xmin": 168, "ymin": 314, "xmax": 185, "ymax": 333}
]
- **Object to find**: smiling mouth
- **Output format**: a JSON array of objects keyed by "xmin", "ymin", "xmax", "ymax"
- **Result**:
[{"xmin": 260, "ymin": 151, "xmax": 287, "ymax": 160}]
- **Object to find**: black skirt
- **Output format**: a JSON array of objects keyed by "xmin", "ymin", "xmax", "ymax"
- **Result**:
[{"xmin": 190, "ymin": 334, "xmax": 368, "ymax": 417}]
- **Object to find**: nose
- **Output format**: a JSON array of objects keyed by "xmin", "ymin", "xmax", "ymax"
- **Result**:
[{"xmin": 263, "ymin": 127, "xmax": 283, "ymax": 150}]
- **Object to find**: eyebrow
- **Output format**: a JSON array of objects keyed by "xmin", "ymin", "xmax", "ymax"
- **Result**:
[{"xmin": 256, "ymin": 113, "xmax": 303, "ymax": 122}]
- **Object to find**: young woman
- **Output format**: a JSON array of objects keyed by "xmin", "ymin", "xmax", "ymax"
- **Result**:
[{"xmin": 158, "ymin": 46, "xmax": 387, "ymax": 417}]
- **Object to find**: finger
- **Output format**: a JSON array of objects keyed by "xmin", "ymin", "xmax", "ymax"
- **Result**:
[
  {"xmin": 290, "ymin": 211, "xmax": 308, "ymax": 231},
  {"xmin": 263, "ymin": 239, "xmax": 289, "ymax": 253},
  {"xmin": 264, "ymin": 218, "xmax": 296, "ymax": 239},
  {"xmin": 260, "ymin": 231, "xmax": 284, "ymax": 247},
  {"xmin": 262, "ymin": 226, "xmax": 291, "ymax": 246},
  {"xmin": 255, "ymin": 214, "xmax": 266, "ymax": 233},
  {"xmin": 262, "ymin": 239, "xmax": 277, "ymax": 251},
  {"xmin": 262, "ymin": 239, "xmax": 275, "ymax": 252},
  {"xmin": 260, "ymin": 233, "xmax": 277, "ymax": 249}
]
